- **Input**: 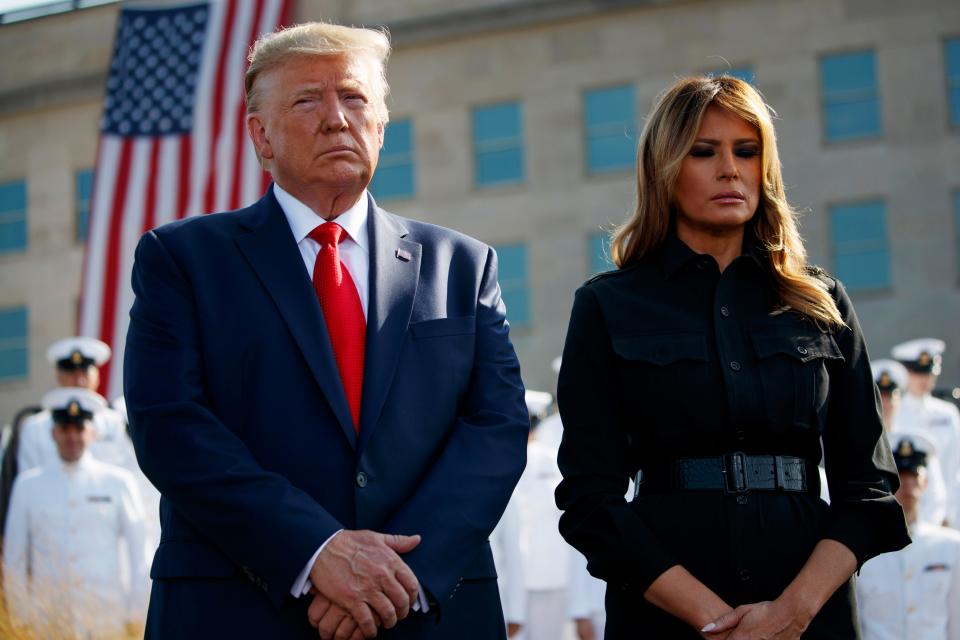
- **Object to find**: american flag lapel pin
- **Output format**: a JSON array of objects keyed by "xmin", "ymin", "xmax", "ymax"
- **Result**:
[{"xmin": 395, "ymin": 248, "xmax": 412, "ymax": 262}]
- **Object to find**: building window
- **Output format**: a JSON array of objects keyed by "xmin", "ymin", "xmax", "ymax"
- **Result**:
[
  {"xmin": 472, "ymin": 102, "xmax": 524, "ymax": 187},
  {"xmin": 76, "ymin": 169, "xmax": 93, "ymax": 243},
  {"xmin": 820, "ymin": 50, "xmax": 881, "ymax": 142},
  {"xmin": 0, "ymin": 180, "xmax": 27, "ymax": 254},
  {"xmin": 370, "ymin": 119, "xmax": 414, "ymax": 200},
  {"xmin": 723, "ymin": 67, "xmax": 756, "ymax": 86},
  {"xmin": 0, "ymin": 306, "xmax": 28, "ymax": 382},
  {"xmin": 494, "ymin": 243, "xmax": 530, "ymax": 327},
  {"xmin": 829, "ymin": 200, "xmax": 891, "ymax": 292},
  {"xmin": 946, "ymin": 38, "xmax": 960, "ymax": 126},
  {"xmin": 584, "ymin": 85, "xmax": 636, "ymax": 174},
  {"xmin": 589, "ymin": 231, "xmax": 614, "ymax": 274}
]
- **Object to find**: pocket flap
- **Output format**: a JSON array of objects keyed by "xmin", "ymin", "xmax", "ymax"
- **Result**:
[
  {"xmin": 409, "ymin": 316, "xmax": 476, "ymax": 339},
  {"xmin": 150, "ymin": 539, "xmax": 237, "ymax": 579},
  {"xmin": 612, "ymin": 333, "xmax": 708, "ymax": 366},
  {"xmin": 751, "ymin": 330, "xmax": 844, "ymax": 363}
]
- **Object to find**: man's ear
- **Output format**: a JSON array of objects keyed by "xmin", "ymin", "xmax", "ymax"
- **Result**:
[
  {"xmin": 377, "ymin": 120, "xmax": 385, "ymax": 149},
  {"xmin": 247, "ymin": 113, "xmax": 274, "ymax": 162}
]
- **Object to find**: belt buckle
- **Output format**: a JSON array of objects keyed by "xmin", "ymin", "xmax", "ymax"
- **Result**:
[{"xmin": 722, "ymin": 452, "xmax": 748, "ymax": 495}]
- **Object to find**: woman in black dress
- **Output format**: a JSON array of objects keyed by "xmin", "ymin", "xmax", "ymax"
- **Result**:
[{"xmin": 555, "ymin": 76, "xmax": 910, "ymax": 639}]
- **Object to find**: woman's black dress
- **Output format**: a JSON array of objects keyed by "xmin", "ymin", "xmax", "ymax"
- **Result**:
[{"xmin": 555, "ymin": 229, "xmax": 910, "ymax": 639}]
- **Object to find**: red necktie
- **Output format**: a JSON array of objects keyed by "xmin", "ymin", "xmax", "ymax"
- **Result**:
[{"xmin": 309, "ymin": 222, "xmax": 365, "ymax": 431}]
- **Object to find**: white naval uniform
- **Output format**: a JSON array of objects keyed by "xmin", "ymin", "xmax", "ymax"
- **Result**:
[
  {"xmin": 3, "ymin": 453, "xmax": 150, "ymax": 638},
  {"xmin": 895, "ymin": 395, "xmax": 960, "ymax": 526},
  {"xmin": 491, "ymin": 493, "xmax": 527, "ymax": 631},
  {"xmin": 515, "ymin": 437, "xmax": 570, "ymax": 640},
  {"xmin": 857, "ymin": 522, "xmax": 960, "ymax": 640},
  {"xmin": 16, "ymin": 406, "xmax": 162, "ymax": 546}
]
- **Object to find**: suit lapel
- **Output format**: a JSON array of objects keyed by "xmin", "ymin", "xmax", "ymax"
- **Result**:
[
  {"xmin": 234, "ymin": 191, "xmax": 358, "ymax": 449},
  {"xmin": 359, "ymin": 198, "xmax": 421, "ymax": 450}
]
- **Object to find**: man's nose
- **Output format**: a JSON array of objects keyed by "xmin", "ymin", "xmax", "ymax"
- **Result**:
[{"xmin": 319, "ymin": 97, "xmax": 348, "ymax": 132}]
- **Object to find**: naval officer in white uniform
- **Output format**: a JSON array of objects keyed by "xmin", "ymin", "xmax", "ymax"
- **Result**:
[
  {"xmin": 857, "ymin": 437, "xmax": 960, "ymax": 640},
  {"xmin": 892, "ymin": 339, "xmax": 960, "ymax": 527},
  {"xmin": 3, "ymin": 388, "xmax": 150, "ymax": 639}
]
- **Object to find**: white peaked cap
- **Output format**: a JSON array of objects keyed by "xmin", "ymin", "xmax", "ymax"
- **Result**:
[
  {"xmin": 870, "ymin": 359, "xmax": 908, "ymax": 391},
  {"xmin": 46, "ymin": 336, "xmax": 112, "ymax": 366},
  {"xmin": 42, "ymin": 387, "xmax": 108, "ymax": 414}
]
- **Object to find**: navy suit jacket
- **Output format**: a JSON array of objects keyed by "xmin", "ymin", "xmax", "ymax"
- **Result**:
[{"xmin": 124, "ymin": 188, "xmax": 528, "ymax": 638}]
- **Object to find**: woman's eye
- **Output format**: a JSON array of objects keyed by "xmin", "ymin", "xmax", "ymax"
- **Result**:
[
  {"xmin": 736, "ymin": 148, "xmax": 760, "ymax": 158},
  {"xmin": 690, "ymin": 148, "xmax": 714, "ymax": 158}
]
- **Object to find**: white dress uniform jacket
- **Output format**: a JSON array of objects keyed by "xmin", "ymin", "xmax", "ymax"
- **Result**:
[
  {"xmin": 896, "ymin": 395, "xmax": 960, "ymax": 526},
  {"xmin": 3, "ymin": 453, "xmax": 150, "ymax": 638},
  {"xmin": 857, "ymin": 522, "xmax": 960, "ymax": 640},
  {"xmin": 516, "ymin": 438, "xmax": 568, "ymax": 590},
  {"xmin": 491, "ymin": 493, "xmax": 527, "ymax": 628}
]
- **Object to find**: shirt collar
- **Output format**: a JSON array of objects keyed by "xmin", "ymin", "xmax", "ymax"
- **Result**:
[
  {"xmin": 60, "ymin": 450, "xmax": 94, "ymax": 475},
  {"xmin": 660, "ymin": 219, "xmax": 767, "ymax": 279},
  {"xmin": 273, "ymin": 183, "xmax": 369, "ymax": 251}
]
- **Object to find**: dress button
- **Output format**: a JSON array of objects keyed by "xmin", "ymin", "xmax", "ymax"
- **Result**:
[
  {"xmin": 356, "ymin": 472, "xmax": 368, "ymax": 488},
  {"xmin": 796, "ymin": 345, "xmax": 808, "ymax": 355},
  {"xmin": 736, "ymin": 495, "xmax": 748, "ymax": 505},
  {"xmin": 739, "ymin": 569, "xmax": 751, "ymax": 582},
  {"xmin": 735, "ymin": 430, "xmax": 746, "ymax": 441},
  {"xmin": 729, "ymin": 361, "xmax": 741, "ymax": 372},
  {"xmin": 720, "ymin": 306, "xmax": 730, "ymax": 317}
]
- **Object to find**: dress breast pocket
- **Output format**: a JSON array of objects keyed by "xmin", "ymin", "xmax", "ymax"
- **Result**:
[
  {"xmin": 611, "ymin": 332, "xmax": 710, "ymax": 430},
  {"xmin": 750, "ymin": 325, "xmax": 844, "ymax": 433}
]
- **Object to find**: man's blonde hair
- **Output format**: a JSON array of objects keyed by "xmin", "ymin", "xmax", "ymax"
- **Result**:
[
  {"xmin": 611, "ymin": 75, "xmax": 845, "ymax": 329},
  {"xmin": 245, "ymin": 22, "xmax": 391, "ymax": 121}
]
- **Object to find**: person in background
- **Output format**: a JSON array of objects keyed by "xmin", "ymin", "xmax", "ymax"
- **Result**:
[
  {"xmin": 857, "ymin": 436, "xmax": 960, "ymax": 640},
  {"xmin": 893, "ymin": 338, "xmax": 960, "ymax": 528},
  {"xmin": 3, "ymin": 387, "xmax": 150, "ymax": 639},
  {"xmin": 555, "ymin": 75, "xmax": 909, "ymax": 638},
  {"xmin": 875, "ymin": 357, "xmax": 949, "ymax": 526},
  {"xmin": 16, "ymin": 337, "xmax": 136, "ymax": 474},
  {"xmin": 516, "ymin": 390, "xmax": 569, "ymax": 640},
  {"xmin": 491, "ymin": 493, "xmax": 526, "ymax": 638}
]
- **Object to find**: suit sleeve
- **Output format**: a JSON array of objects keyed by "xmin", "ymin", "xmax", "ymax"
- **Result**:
[
  {"xmin": 820, "ymin": 278, "xmax": 911, "ymax": 566},
  {"xmin": 382, "ymin": 246, "xmax": 529, "ymax": 605},
  {"xmin": 554, "ymin": 285, "xmax": 680, "ymax": 592},
  {"xmin": 125, "ymin": 230, "xmax": 342, "ymax": 607}
]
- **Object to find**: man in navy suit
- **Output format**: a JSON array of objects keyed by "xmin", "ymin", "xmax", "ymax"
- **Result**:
[{"xmin": 124, "ymin": 22, "xmax": 528, "ymax": 640}]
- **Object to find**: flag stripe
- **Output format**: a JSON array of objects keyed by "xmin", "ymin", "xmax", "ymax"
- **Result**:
[
  {"xmin": 97, "ymin": 138, "xmax": 134, "ymax": 395},
  {"xmin": 142, "ymin": 138, "xmax": 161, "ymax": 233},
  {"xmin": 204, "ymin": 0, "xmax": 238, "ymax": 214},
  {"xmin": 229, "ymin": 0, "xmax": 266, "ymax": 210},
  {"xmin": 178, "ymin": 134, "xmax": 191, "ymax": 219}
]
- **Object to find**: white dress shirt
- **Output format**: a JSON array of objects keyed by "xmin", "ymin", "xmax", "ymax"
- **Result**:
[
  {"xmin": 3, "ymin": 453, "xmax": 150, "ymax": 637},
  {"xmin": 273, "ymin": 183, "xmax": 369, "ymax": 319},
  {"xmin": 857, "ymin": 521, "xmax": 960, "ymax": 640}
]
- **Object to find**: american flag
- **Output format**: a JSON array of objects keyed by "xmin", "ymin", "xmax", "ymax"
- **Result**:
[{"xmin": 79, "ymin": 0, "xmax": 291, "ymax": 399}]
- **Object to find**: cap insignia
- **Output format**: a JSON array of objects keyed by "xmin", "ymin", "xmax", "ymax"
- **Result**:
[
  {"xmin": 71, "ymin": 350, "xmax": 83, "ymax": 365},
  {"xmin": 919, "ymin": 352, "xmax": 931, "ymax": 366},
  {"xmin": 67, "ymin": 401, "xmax": 81, "ymax": 417}
]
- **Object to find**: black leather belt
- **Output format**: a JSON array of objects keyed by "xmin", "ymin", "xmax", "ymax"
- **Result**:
[{"xmin": 637, "ymin": 453, "xmax": 816, "ymax": 495}]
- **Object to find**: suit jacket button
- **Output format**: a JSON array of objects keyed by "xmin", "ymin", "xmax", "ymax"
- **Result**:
[{"xmin": 356, "ymin": 472, "xmax": 368, "ymax": 488}]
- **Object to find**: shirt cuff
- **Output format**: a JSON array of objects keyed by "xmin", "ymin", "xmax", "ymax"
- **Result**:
[
  {"xmin": 291, "ymin": 529, "xmax": 342, "ymax": 597},
  {"xmin": 411, "ymin": 588, "xmax": 430, "ymax": 613}
]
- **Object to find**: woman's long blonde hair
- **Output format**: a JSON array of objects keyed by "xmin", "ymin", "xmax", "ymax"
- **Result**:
[{"xmin": 611, "ymin": 75, "xmax": 844, "ymax": 329}]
